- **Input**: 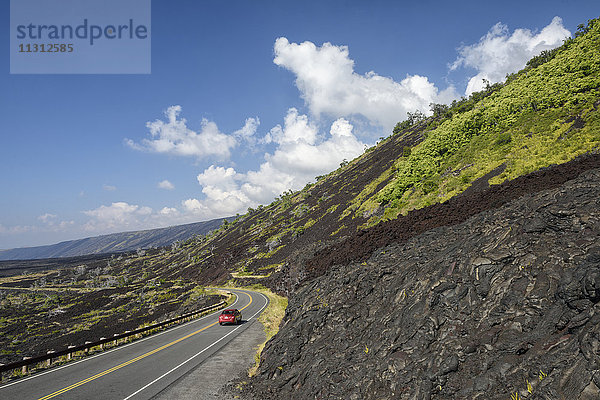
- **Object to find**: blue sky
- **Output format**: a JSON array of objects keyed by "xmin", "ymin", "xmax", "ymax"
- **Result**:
[{"xmin": 1, "ymin": 0, "xmax": 597, "ymax": 249}]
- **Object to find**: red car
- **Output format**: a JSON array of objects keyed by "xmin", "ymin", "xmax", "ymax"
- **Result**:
[{"xmin": 219, "ymin": 309, "xmax": 242, "ymax": 325}]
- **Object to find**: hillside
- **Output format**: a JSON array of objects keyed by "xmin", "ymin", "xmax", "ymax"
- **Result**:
[
  {"xmin": 0, "ymin": 218, "xmax": 228, "ymax": 261},
  {"xmin": 246, "ymin": 162, "xmax": 600, "ymax": 400},
  {"xmin": 237, "ymin": 18, "xmax": 600, "ymax": 399}
]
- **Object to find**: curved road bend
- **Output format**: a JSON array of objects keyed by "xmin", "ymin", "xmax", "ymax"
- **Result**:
[{"xmin": 0, "ymin": 288, "xmax": 268, "ymax": 400}]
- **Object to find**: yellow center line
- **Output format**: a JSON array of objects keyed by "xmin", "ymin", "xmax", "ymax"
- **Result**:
[{"xmin": 37, "ymin": 291, "xmax": 252, "ymax": 400}]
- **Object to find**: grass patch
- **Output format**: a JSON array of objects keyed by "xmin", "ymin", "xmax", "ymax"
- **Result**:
[
  {"xmin": 230, "ymin": 271, "xmax": 272, "ymax": 279},
  {"xmin": 342, "ymin": 164, "xmax": 395, "ymax": 220},
  {"xmin": 248, "ymin": 286, "xmax": 287, "ymax": 376}
]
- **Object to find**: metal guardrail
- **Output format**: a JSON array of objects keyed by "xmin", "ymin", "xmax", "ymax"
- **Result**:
[{"xmin": 0, "ymin": 299, "xmax": 227, "ymax": 380}]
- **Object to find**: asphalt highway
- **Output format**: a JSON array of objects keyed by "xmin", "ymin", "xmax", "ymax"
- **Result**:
[{"xmin": 0, "ymin": 288, "xmax": 268, "ymax": 400}]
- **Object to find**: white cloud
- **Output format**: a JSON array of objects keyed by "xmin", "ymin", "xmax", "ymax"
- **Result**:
[
  {"xmin": 234, "ymin": 117, "xmax": 260, "ymax": 145},
  {"xmin": 158, "ymin": 180, "xmax": 175, "ymax": 190},
  {"xmin": 273, "ymin": 37, "xmax": 457, "ymax": 131},
  {"xmin": 126, "ymin": 105, "xmax": 239, "ymax": 160},
  {"xmin": 193, "ymin": 165, "xmax": 250, "ymax": 216},
  {"xmin": 0, "ymin": 224, "xmax": 33, "ymax": 235},
  {"xmin": 3, "ymin": 225, "xmax": 33, "ymax": 234},
  {"xmin": 186, "ymin": 108, "xmax": 366, "ymax": 218},
  {"xmin": 36, "ymin": 213, "xmax": 73, "ymax": 230},
  {"xmin": 264, "ymin": 109, "xmax": 318, "ymax": 145},
  {"xmin": 0, "ymin": 216, "xmax": 75, "ymax": 244},
  {"xmin": 182, "ymin": 198, "xmax": 210, "ymax": 214},
  {"xmin": 159, "ymin": 207, "xmax": 179, "ymax": 216},
  {"xmin": 451, "ymin": 16, "xmax": 570, "ymax": 95},
  {"xmin": 58, "ymin": 220, "xmax": 75, "ymax": 229},
  {"xmin": 265, "ymin": 109, "xmax": 364, "ymax": 177},
  {"xmin": 103, "ymin": 184, "xmax": 117, "ymax": 191},
  {"xmin": 83, "ymin": 202, "xmax": 153, "ymax": 231},
  {"xmin": 196, "ymin": 165, "xmax": 240, "ymax": 189},
  {"xmin": 38, "ymin": 213, "xmax": 57, "ymax": 224}
]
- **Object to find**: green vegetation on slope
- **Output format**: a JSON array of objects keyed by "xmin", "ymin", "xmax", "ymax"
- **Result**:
[{"xmin": 374, "ymin": 18, "xmax": 600, "ymax": 222}]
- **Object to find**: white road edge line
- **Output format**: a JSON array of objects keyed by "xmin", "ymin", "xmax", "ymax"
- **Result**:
[
  {"xmin": 122, "ymin": 291, "xmax": 269, "ymax": 400},
  {"xmin": 0, "ymin": 293, "xmax": 240, "ymax": 390}
]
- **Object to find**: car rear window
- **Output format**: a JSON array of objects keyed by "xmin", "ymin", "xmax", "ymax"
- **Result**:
[{"xmin": 223, "ymin": 310, "xmax": 234, "ymax": 314}]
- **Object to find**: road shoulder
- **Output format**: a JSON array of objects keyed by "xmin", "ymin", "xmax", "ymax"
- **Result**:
[{"xmin": 152, "ymin": 319, "xmax": 265, "ymax": 400}]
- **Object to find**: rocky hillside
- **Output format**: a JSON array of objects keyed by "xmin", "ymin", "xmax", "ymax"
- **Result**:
[
  {"xmin": 245, "ymin": 160, "xmax": 600, "ymax": 400},
  {"xmin": 234, "ymin": 18, "xmax": 600, "ymax": 399},
  {"xmin": 0, "ymin": 218, "xmax": 227, "ymax": 261}
]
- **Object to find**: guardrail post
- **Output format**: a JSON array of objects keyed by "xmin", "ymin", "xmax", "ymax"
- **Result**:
[
  {"xmin": 0, "ymin": 363, "xmax": 4, "ymax": 382},
  {"xmin": 21, "ymin": 357, "xmax": 31, "ymax": 375},
  {"xmin": 46, "ymin": 350, "xmax": 55, "ymax": 367},
  {"xmin": 67, "ymin": 345, "xmax": 76, "ymax": 360},
  {"xmin": 84, "ymin": 341, "xmax": 92, "ymax": 354},
  {"xmin": 124, "ymin": 331, "xmax": 131, "ymax": 343},
  {"xmin": 100, "ymin": 337, "xmax": 107, "ymax": 350}
]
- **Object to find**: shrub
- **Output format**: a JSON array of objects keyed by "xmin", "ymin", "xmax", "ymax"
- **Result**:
[{"xmin": 495, "ymin": 132, "xmax": 512, "ymax": 146}]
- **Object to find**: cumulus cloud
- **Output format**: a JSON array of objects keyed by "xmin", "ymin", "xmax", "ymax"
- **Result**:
[
  {"xmin": 58, "ymin": 220, "xmax": 75, "ymax": 229},
  {"xmin": 182, "ymin": 198, "xmax": 209, "ymax": 214},
  {"xmin": 126, "ymin": 105, "xmax": 239, "ymax": 160},
  {"xmin": 273, "ymin": 37, "xmax": 457, "ymax": 131},
  {"xmin": 83, "ymin": 202, "xmax": 153, "ymax": 231},
  {"xmin": 186, "ymin": 108, "xmax": 366, "ymax": 217},
  {"xmin": 234, "ymin": 117, "xmax": 260, "ymax": 145},
  {"xmin": 159, "ymin": 207, "xmax": 179, "ymax": 216},
  {"xmin": 157, "ymin": 180, "xmax": 175, "ymax": 190},
  {"xmin": 451, "ymin": 16, "xmax": 570, "ymax": 95},
  {"xmin": 38, "ymin": 213, "xmax": 57, "ymax": 224},
  {"xmin": 34, "ymin": 213, "xmax": 74, "ymax": 230},
  {"xmin": 264, "ymin": 109, "xmax": 364, "ymax": 177},
  {"xmin": 192, "ymin": 165, "xmax": 251, "ymax": 216},
  {"xmin": 196, "ymin": 165, "xmax": 240, "ymax": 189}
]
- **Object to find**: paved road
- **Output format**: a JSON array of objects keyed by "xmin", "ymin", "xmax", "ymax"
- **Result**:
[
  {"xmin": 0, "ymin": 288, "xmax": 268, "ymax": 400},
  {"xmin": 153, "ymin": 317, "xmax": 266, "ymax": 400}
]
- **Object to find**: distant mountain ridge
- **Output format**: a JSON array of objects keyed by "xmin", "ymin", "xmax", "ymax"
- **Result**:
[{"xmin": 0, "ymin": 218, "xmax": 229, "ymax": 261}]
